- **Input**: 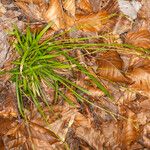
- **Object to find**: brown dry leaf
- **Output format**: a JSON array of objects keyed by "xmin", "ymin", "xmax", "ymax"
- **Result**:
[
  {"xmin": 127, "ymin": 65, "xmax": 150, "ymax": 97},
  {"xmin": 96, "ymin": 51, "xmax": 132, "ymax": 83},
  {"xmin": 44, "ymin": 0, "xmax": 74, "ymax": 30},
  {"xmin": 76, "ymin": 80, "xmax": 104, "ymax": 97},
  {"xmin": 3, "ymin": 121, "xmax": 60, "ymax": 150},
  {"xmin": 15, "ymin": 0, "xmax": 45, "ymax": 4},
  {"xmin": 0, "ymin": 117, "xmax": 15, "ymax": 135},
  {"xmin": 0, "ymin": 85, "xmax": 18, "ymax": 118},
  {"xmin": 117, "ymin": 88, "xmax": 137, "ymax": 105},
  {"xmin": 113, "ymin": 15, "xmax": 133, "ymax": 35},
  {"xmin": 102, "ymin": 122, "xmax": 120, "ymax": 148},
  {"xmin": 2, "ymin": 103, "xmax": 77, "ymax": 149},
  {"xmin": 101, "ymin": 0, "xmax": 119, "ymax": 14},
  {"xmin": 125, "ymin": 30, "xmax": 150, "ymax": 49},
  {"xmin": 138, "ymin": 0, "xmax": 150, "ymax": 20},
  {"xmin": 140, "ymin": 123, "xmax": 150, "ymax": 148},
  {"xmin": 121, "ymin": 109, "xmax": 139, "ymax": 149},
  {"xmin": 76, "ymin": 0, "xmax": 92, "ymax": 14},
  {"xmin": 75, "ymin": 11, "xmax": 114, "ymax": 32},
  {"xmin": 15, "ymin": 1, "xmax": 45, "ymax": 21},
  {"xmin": 74, "ymin": 113, "xmax": 105, "ymax": 149},
  {"xmin": 89, "ymin": 0, "xmax": 101, "ymax": 12},
  {"xmin": 63, "ymin": 0, "xmax": 76, "ymax": 17},
  {"xmin": 89, "ymin": 0, "xmax": 119, "ymax": 14}
]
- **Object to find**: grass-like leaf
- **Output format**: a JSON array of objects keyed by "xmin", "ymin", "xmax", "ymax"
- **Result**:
[{"xmin": 10, "ymin": 24, "xmax": 111, "ymax": 119}]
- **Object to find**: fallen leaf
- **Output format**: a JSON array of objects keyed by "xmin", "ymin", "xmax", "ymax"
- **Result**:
[
  {"xmin": 15, "ymin": 0, "xmax": 45, "ymax": 4},
  {"xmin": 76, "ymin": 0, "xmax": 92, "ymax": 14},
  {"xmin": 0, "ymin": 85, "xmax": 18, "ymax": 118},
  {"xmin": 89, "ymin": 0, "xmax": 119, "ymax": 14},
  {"xmin": 74, "ymin": 113, "xmax": 105, "ymax": 150},
  {"xmin": 44, "ymin": 0, "xmax": 74, "ymax": 30},
  {"xmin": 121, "ymin": 109, "xmax": 139, "ymax": 148},
  {"xmin": 96, "ymin": 51, "xmax": 132, "ymax": 83},
  {"xmin": 125, "ymin": 29, "xmax": 150, "ymax": 49},
  {"xmin": 75, "ymin": 11, "xmax": 115, "ymax": 32},
  {"xmin": 2, "ymin": 103, "xmax": 77, "ymax": 149},
  {"xmin": 140, "ymin": 123, "xmax": 150, "ymax": 148},
  {"xmin": 118, "ymin": 0, "xmax": 142, "ymax": 20},
  {"xmin": 15, "ymin": 1, "xmax": 45, "ymax": 21},
  {"xmin": 63, "ymin": 0, "xmax": 76, "ymax": 17},
  {"xmin": 127, "ymin": 65, "xmax": 150, "ymax": 97}
]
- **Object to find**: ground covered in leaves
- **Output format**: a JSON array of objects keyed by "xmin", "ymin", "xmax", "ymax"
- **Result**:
[{"xmin": 0, "ymin": 0, "xmax": 150, "ymax": 149}]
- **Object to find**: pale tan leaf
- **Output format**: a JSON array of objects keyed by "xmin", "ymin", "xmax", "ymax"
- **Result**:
[
  {"xmin": 125, "ymin": 30, "xmax": 150, "ymax": 49},
  {"xmin": 96, "ymin": 51, "xmax": 132, "ymax": 83}
]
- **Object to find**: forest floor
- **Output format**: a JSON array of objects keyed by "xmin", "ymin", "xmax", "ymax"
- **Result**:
[{"xmin": 0, "ymin": 0, "xmax": 150, "ymax": 149}]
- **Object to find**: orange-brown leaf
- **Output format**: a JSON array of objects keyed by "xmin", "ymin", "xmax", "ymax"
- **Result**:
[
  {"xmin": 96, "ymin": 51, "xmax": 131, "ymax": 83},
  {"xmin": 76, "ymin": 0, "xmax": 92, "ymax": 14},
  {"xmin": 125, "ymin": 30, "xmax": 150, "ymax": 49},
  {"xmin": 63, "ymin": 0, "xmax": 76, "ymax": 17},
  {"xmin": 127, "ymin": 66, "xmax": 150, "ymax": 97},
  {"xmin": 44, "ymin": 0, "xmax": 74, "ymax": 30},
  {"xmin": 121, "ymin": 109, "xmax": 139, "ymax": 148},
  {"xmin": 75, "ymin": 11, "xmax": 112, "ymax": 32},
  {"xmin": 15, "ymin": 1, "xmax": 45, "ymax": 21}
]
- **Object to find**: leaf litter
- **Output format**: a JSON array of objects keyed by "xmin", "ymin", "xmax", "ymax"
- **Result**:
[{"xmin": 0, "ymin": 0, "xmax": 150, "ymax": 149}]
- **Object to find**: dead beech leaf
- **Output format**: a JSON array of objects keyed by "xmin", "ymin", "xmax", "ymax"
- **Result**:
[
  {"xmin": 0, "ymin": 86, "xmax": 18, "ymax": 118},
  {"xmin": 121, "ymin": 109, "xmax": 139, "ymax": 148},
  {"xmin": 74, "ymin": 113, "xmax": 105, "ymax": 149},
  {"xmin": 96, "ymin": 51, "xmax": 131, "ymax": 83},
  {"xmin": 0, "ymin": 117, "xmax": 15, "ymax": 135},
  {"xmin": 127, "ymin": 66, "xmax": 150, "ymax": 97},
  {"xmin": 15, "ymin": 0, "xmax": 45, "ymax": 4},
  {"xmin": 76, "ymin": 0, "xmax": 92, "ymax": 14},
  {"xmin": 15, "ymin": 1, "xmax": 45, "ymax": 21},
  {"xmin": 125, "ymin": 30, "xmax": 150, "ymax": 49},
  {"xmin": 63, "ymin": 0, "xmax": 75, "ymax": 17},
  {"xmin": 140, "ymin": 123, "xmax": 150, "ymax": 148},
  {"xmin": 101, "ymin": 0, "xmax": 119, "ymax": 14},
  {"xmin": 102, "ymin": 122, "xmax": 120, "ymax": 148},
  {"xmin": 89, "ymin": 0, "xmax": 118, "ymax": 13},
  {"xmin": 2, "ymin": 103, "xmax": 77, "ymax": 149},
  {"xmin": 117, "ymin": 88, "xmax": 137, "ymax": 105},
  {"xmin": 3, "ymin": 121, "xmax": 59, "ymax": 150},
  {"xmin": 75, "ymin": 11, "xmax": 113, "ymax": 32},
  {"xmin": 44, "ymin": 0, "xmax": 74, "ymax": 30}
]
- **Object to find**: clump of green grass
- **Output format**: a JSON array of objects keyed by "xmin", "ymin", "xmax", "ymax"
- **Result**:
[{"xmin": 10, "ymin": 23, "xmax": 110, "ymax": 118}]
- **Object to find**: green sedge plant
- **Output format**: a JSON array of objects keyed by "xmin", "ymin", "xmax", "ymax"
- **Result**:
[{"xmin": 10, "ymin": 23, "xmax": 110, "ymax": 118}]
